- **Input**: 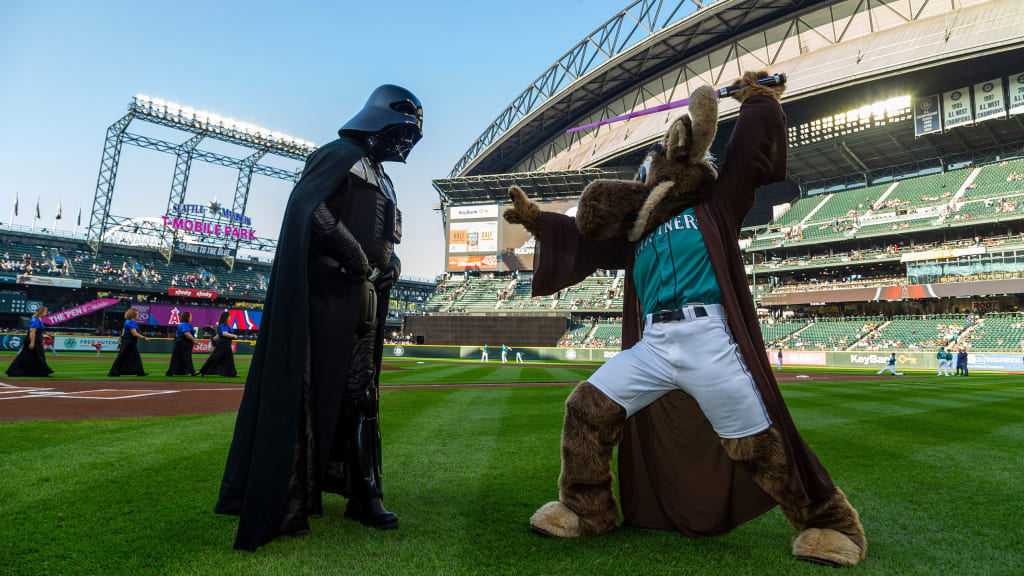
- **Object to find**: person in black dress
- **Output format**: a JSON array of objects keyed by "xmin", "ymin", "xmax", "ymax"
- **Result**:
[
  {"xmin": 200, "ymin": 311, "xmax": 238, "ymax": 377},
  {"xmin": 6, "ymin": 306, "xmax": 54, "ymax": 377},
  {"xmin": 108, "ymin": 308, "xmax": 150, "ymax": 377},
  {"xmin": 166, "ymin": 311, "xmax": 198, "ymax": 376}
]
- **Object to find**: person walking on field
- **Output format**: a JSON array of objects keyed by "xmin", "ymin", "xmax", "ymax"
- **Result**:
[
  {"xmin": 108, "ymin": 308, "xmax": 149, "ymax": 377},
  {"xmin": 200, "ymin": 311, "xmax": 238, "ymax": 377},
  {"xmin": 480, "ymin": 345, "xmax": 489, "ymax": 363},
  {"xmin": 166, "ymin": 311, "xmax": 199, "ymax": 377},
  {"xmin": 876, "ymin": 352, "xmax": 904, "ymax": 376},
  {"xmin": 6, "ymin": 306, "xmax": 54, "ymax": 377},
  {"xmin": 42, "ymin": 333, "xmax": 58, "ymax": 357}
]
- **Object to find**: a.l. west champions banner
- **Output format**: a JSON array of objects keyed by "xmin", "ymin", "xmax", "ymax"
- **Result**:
[
  {"xmin": 168, "ymin": 287, "xmax": 218, "ymax": 299},
  {"xmin": 1009, "ymin": 71, "xmax": 1024, "ymax": 116},
  {"xmin": 942, "ymin": 87, "xmax": 973, "ymax": 130},
  {"xmin": 973, "ymin": 78, "xmax": 1006, "ymax": 123}
]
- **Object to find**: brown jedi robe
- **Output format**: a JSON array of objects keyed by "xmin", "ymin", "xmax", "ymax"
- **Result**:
[{"xmin": 532, "ymin": 95, "xmax": 835, "ymax": 536}]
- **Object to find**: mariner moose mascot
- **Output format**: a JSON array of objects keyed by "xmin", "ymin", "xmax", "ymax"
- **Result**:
[
  {"xmin": 215, "ymin": 85, "xmax": 422, "ymax": 551},
  {"xmin": 503, "ymin": 71, "xmax": 867, "ymax": 567}
]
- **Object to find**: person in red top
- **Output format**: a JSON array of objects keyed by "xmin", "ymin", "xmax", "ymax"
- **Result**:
[{"xmin": 42, "ymin": 333, "xmax": 57, "ymax": 357}]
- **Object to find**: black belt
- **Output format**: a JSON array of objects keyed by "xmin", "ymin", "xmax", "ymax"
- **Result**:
[{"xmin": 650, "ymin": 306, "xmax": 707, "ymax": 324}]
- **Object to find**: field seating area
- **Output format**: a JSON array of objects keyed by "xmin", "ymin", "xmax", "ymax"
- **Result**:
[
  {"xmin": 883, "ymin": 168, "xmax": 970, "ymax": 209},
  {"xmin": 810, "ymin": 183, "xmax": 890, "ymax": 222},
  {"xmin": 557, "ymin": 324, "xmax": 592, "ymax": 347},
  {"xmin": 759, "ymin": 321, "xmax": 808, "ymax": 347},
  {"xmin": 590, "ymin": 324, "xmax": 622, "ymax": 348},
  {"xmin": 960, "ymin": 315, "xmax": 1024, "ymax": 351},
  {"xmin": 502, "ymin": 279, "xmax": 555, "ymax": 310},
  {"xmin": 772, "ymin": 196, "xmax": 820, "ymax": 226},
  {"xmin": 962, "ymin": 158, "xmax": 1024, "ymax": 201},
  {"xmin": 456, "ymin": 278, "xmax": 506, "ymax": 311},
  {"xmin": 783, "ymin": 319, "xmax": 877, "ymax": 350},
  {"xmin": 0, "ymin": 238, "xmax": 74, "ymax": 277},
  {"xmin": 555, "ymin": 277, "xmax": 613, "ymax": 310},
  {"xmin": 855, "ymin": 317, "xmax": 966, "ymax": 351}
]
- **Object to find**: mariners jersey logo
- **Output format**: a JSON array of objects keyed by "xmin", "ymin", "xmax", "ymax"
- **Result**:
[
  {"xmin": 394, "ymin": 346, "xmax": 405, "ymax": 357},
  {"xmin": 64, "ymin": 338, "xmax": 77, "ymax": 349},
  {"xmin": 565, "ymin": 349, "xmax": 577, "ymax": 360}
]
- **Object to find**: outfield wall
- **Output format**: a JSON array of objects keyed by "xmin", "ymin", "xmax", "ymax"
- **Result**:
[{"xmin": 383, "ymin": 344, "xmax": 1024, "ymax": 372}]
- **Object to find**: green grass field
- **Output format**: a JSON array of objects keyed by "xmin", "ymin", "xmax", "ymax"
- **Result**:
[{"xmin": 1, "ymin": 363, "xmax": 1022, "ymax": 575}]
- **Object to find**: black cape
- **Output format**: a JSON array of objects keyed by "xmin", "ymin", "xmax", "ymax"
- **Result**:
[
  {"xmin": 200, "ymin": 337, "xmax": 237, "ymax": 377},
  {"xmin": 215, "ymin": 137, "xmax": 368, "ymax": 550},
  {"xmin": 166, "ymin": 334, "xmax": 195, "ymax": 376},
  {"xmin": 6, "ymin": 326, "xmax": 53, "ymax": 377}
]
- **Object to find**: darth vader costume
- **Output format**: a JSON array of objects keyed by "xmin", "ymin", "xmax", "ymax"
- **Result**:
[{"xmin": 215, "ymin": 85, "xmax": 422, "ymax": 551}]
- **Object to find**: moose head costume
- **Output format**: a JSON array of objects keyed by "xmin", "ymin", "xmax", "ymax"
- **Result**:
[{"xmin": 503, "ymin": 72, "xmax": 866, "ymax": 567}]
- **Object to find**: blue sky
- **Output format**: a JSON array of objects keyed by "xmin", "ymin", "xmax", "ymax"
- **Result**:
[{"xmin": 0, "ymin": 0, "xmax": 642, "ymax": 279}]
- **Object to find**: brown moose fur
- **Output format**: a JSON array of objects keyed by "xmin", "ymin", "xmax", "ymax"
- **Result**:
[
  {"xmin": 504, "ymin": 186, "xmax": 543, "ymax": 237},
  {"xmin": 721, "ymin": 428, "xmax": 866, "ymax": 565},
  {"xmin": 529, "ymin": 381, "xmax": 625, "ymax": 537},
  {"xmin": 575, "ymin": 179, "xmax": 650, "ymax": 241}
]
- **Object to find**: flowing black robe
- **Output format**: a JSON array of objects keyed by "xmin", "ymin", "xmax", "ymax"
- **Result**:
[
  {"xmin": 6, "ymin": 323, "xmax": 53, "ymax": 377},
  {"xmin": 166, "ymin": 333, "xmax": 196, "ymax": 376},
  {"xmin": 215, "ymin": 137, "xmax": 377, "ymax": 551},
  {"xmin": 108, "ymin": 326, "xmax": 145, "ymax": 377},
  {"xmin": 201, "ymin": 336, "xmax": 237, "ymax": 377}
]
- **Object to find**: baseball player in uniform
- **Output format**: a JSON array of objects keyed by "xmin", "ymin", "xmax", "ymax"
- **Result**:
[
  {"xmin": 876, "ymin": 353, "xmax": 904, "ymax": 376},
  {"xmin": 936, "ymin": 348, "xmax": 947, "ymax": 376},
  {"xmin": 515, "ymin": 350, "xmax": 524, "ymax": 364},
  {"xmin": 776, "ymin": 348, "xmax": 783, "ymax": 371},
  {"xmin": 480, "ymin": 345, "xmax": 489, "ymax": 363},
  {"xmin": 501, "ymin": 344, "xmax": 510, "ymax": 363}
]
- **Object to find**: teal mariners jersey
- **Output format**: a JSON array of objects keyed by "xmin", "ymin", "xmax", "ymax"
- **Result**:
[{"xmin": 632, "ymin": 207, "xmax": 722, "ymax": 317}]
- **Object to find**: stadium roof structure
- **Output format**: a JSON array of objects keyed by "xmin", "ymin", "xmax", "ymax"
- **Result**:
[
  {"xmin": 432, "ymin": 167, "xmax": 636, "ymax": 207},
  {"xmin": 450, "ymin": 0, "xmax": 830, "ymax": 177}
]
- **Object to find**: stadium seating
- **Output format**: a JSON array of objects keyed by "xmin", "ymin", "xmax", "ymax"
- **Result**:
[
  {"xmin": 503, "ymin": 279, "xmax": 556, "ymax": 310},
  {"xmin": 882, "ymin": 168, "xmax": 971, "ymax": 210},
  {"xmin": 759, "ymin": 320, "xmax": 808, "ymax": 347},
  {"xmin": 558, "ymin": 324, "xmax": 592, "ymax": 347},
  {"xmin": 784, "ymin": 319, "xmax": 877, "ymax": 350},
  {"xmin": 960, "ymin": 315, "xmax": 1024, "ymax": 351},
  {"xmin": 962, "ymin": 158, "xmax": 1024, "ymax": 201},
  {"xmin": 555, "ymin": 277, "xmax": 612, "ymax": 310},
  {"xmin": 589, "ymin": 324, "xmax": 622, "ymax": 348},
  {"xmin": 856, "ymin": 317, "xmax": 966, "ymax": 351},
  {"xmin": 810, "ymin": 183, "xmax": 891, "ymax": 222},
  {"xmin": 771, "ymin": 196, "xmax": 820, "ymax": 226},
  {"xmin": 456, "ymin": 278, "xmax": 507, "ymax": 311}
]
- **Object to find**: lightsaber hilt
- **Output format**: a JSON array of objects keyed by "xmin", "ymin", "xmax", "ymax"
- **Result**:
[{"xmin": 565, "ymin": 73, "xmax": 787, "ymax": 134}]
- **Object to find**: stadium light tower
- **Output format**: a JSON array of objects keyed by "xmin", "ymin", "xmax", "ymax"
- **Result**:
[{"xmin": 88, "ymin": 96, "xmax": 316, "ymax": 268}]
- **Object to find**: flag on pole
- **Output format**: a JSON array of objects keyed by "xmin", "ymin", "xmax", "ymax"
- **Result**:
[
  {"xmin": 55, "ymin": 202, "xmax": 62, "ymax": 220},
  {"xmin": 34, "ymin": 199, "xmax": 40, "ymax": 219},
  {"xmin": 77, "ymin": 205, "xmax": 81, "ymax": 226},
  {"xmin": 13, "ymin": 194, "xmax": 18, "ymax": 217}
]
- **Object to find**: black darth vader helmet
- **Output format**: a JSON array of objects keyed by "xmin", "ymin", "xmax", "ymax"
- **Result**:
[{"xmin": 339, "ymin": 84, "xmax": 423, "ymax": 163}]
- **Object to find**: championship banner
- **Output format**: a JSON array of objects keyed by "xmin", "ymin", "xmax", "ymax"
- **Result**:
[
  {"xmin": 16, "ymin": 275, "xmax": 82, "ymax": 289},
  {"xmin": 973, "ymin": 78, "xmax": 1006, "ymax": 123},
  {"xmin": 899, "ymin": 246, "xmax": 986, "ymax": 262},
  {"xmin": 942, "ymin": 87, "xmax": 973, "ymax": 130},
  {"xmin": 913, "ymin": 94, "xmax": 941, "ymax": 137},
  {"xmin": 1009, "ymin": 72, "xmax": 1024, "ymax": 116},
  {"xmin": 168, "ymin": 287, "xmax": 218, "ymax": 299},
  {"xmin": 43, "ymin": 298, "xmax": 119, "ymax": 325}
]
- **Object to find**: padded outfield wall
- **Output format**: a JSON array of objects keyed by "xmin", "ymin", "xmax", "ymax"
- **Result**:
[{"xmin": 381, "ymin": 345, "xmax": 1024, "ymax": 372}]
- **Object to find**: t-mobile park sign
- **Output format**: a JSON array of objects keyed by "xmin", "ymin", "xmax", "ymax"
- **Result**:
[{"xmin": 162, "ymin": 201, "xmax": 256, "ymax": 240}]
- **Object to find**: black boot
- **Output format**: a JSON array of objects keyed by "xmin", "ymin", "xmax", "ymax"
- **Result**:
[{"xmin": 345, "ymin": 497, "xmax": 398, "ymax": 529}]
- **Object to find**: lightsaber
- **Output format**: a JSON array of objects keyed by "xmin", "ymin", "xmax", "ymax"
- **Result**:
[{"xmin": 565, "ymin": 73, "xmax": 786, "ymax": 134}]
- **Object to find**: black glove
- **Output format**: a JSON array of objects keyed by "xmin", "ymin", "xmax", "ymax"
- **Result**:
[
  {"xmin": 311, "ymin": 201, "xmax": 370, "ymax": 282},
  {"xmin": 375, "ymin": 254, "xmax": 401, "ymax": 293}
]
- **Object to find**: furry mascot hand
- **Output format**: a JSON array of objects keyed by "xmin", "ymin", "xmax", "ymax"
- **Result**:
[{"xmin": 503, "ymin": 186, "xmax": 543, "ymax": 238}]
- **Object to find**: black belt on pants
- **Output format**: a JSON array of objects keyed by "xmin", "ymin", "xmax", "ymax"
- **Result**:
[{"xmin": 650, "ymin": 306, "xmax": 707, "ymax": 324}]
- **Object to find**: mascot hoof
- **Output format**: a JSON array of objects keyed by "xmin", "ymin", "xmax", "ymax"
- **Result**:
[
  {"xmin": 792, "ymin": 528, "xmax": 865, "ymax": 567},
  {"xmin": 530, "ymin": 502, "xmax": 582, "ymax": 538}
]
